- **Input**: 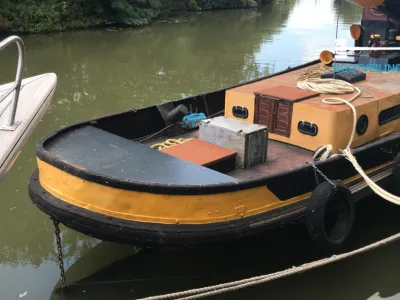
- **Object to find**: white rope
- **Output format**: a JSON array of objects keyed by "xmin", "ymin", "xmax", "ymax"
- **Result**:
[
  {"xmin": 297, "ymin": 78, "xmax": 360, "ymax": 153},
  {"xmin": 297, "ymin": 78, "xmax": 400, "ymax": 206},
  {"xmin": 137, "ymin": 232, "xmax": 400, "ymax": 300},
  {"xmin": 313, "ymin": 144, "xmax": 333, "ymax": 161}
]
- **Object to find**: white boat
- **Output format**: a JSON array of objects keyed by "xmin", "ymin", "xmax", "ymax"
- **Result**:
[{"xmin": 0, "ymin": 36, "xmax": 57, "ymax": 181}]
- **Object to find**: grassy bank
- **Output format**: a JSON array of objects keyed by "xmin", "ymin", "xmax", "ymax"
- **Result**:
[{"xmin": 0, "ymin": 0, "xmax": 271, "ymax": 33}]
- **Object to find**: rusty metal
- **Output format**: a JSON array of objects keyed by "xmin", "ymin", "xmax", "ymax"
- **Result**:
[{"xmin": 52, "ymin": 219, "xmax": 66, "ymax": 292}]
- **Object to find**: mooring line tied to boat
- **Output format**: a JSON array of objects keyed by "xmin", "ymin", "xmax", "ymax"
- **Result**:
[
  {"xmin": 296, "ymin": 73, "xmax": 400, "ymax": 207},
  {"xmin": 137, "ymin": 232, "xmax": 400, "ymax": 300}
]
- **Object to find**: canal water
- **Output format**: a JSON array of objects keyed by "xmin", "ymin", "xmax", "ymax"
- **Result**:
[{"xmin": 1, "ymin": 0, "xmax": 400, "ymax": 299}]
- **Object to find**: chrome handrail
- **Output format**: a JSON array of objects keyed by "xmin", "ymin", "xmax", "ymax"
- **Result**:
[{"xmin": 0, "ymin": 35, "xmax": 25, "ymax": 128}]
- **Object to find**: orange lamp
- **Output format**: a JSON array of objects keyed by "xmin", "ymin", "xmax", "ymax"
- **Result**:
[
  {"xmin": 350, "ymin": 24, "xmax": 362, "ymax": 40},
  {"xmin": 320, "ymin": 50, "xmax": 334, "ymax": 65}
]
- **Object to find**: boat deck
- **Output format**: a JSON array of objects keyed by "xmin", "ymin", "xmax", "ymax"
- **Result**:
[
  {"xmin": 45, "ymin": 125, "xmax": 238, "ymax": 185},
  {"xmin": 40, "ymin": 62, "xmax": 400, "ymax": 184},
  {"xmin": 144, "ymin": 129, "xmax": 313, "ymax": 180}
]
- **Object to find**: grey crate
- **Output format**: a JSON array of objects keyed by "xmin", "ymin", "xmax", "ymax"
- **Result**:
[{"xmin": 199, "ymin": 116, "xmax": 268, "ymax": 169}]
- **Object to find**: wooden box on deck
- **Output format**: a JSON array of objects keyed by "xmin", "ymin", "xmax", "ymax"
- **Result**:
[{"xmin": 199, "ymin": 116, "xmax": 268, "ymax": 169}]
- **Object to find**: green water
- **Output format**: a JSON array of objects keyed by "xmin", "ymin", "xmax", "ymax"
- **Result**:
[{"xmin": 2, "ymin": 1, "xmax": 400, "ymax": 299}]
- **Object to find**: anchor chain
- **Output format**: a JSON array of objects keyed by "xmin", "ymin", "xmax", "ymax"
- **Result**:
[
  {"xmin": 306, "ymin": 161, "xmax": 337, "ymax": 192},
  {"xmin": 52, "ymin": 219, "xmax": 66, "ymax": 292}
]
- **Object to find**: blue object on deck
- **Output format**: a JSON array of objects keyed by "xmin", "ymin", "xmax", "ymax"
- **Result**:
[{"xmin": 180, "ymin": 113, "xmax": 206, "ymax": 129}]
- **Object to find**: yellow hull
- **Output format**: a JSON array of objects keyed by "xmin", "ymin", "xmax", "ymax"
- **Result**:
[{"xmin": 37, "ymin": 158, "xmax": 392, "ymax": 225}]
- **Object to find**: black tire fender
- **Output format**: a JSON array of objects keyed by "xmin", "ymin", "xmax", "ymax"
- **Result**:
[{"xmin": 306, "ymin": 180, "xmax": 355, "ymax": 247}]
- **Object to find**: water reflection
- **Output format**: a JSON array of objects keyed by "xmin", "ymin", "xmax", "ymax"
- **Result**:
[{"xmin": 0, "ymin": 0, "xmax": 374, "ymax": 299}]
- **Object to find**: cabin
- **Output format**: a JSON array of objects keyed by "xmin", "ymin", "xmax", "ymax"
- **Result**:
[{"xmin": 225, "ymin": 66, "xmax": 400, "ymax": 153}]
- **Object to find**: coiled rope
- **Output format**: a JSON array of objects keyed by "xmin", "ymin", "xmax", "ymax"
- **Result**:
[
  {"xmin": 297, "ymin": 77, "xmax": 362, "ymax": 160},
  {"xmin": 151, "ymin": 138, "xmax": 192, "ymax": 150}
]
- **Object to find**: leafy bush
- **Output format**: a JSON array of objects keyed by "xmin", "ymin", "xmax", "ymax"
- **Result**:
[
  {"xmin": 0, "ymin": 0, "xmax": 263, "ymax": 33},
  {"xmin": 187, "ymin": 0, "xmax": 199, "ymax": 11}
]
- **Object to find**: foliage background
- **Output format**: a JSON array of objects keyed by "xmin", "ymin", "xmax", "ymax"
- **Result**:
[{"xmin": 0, "ymin": 0, "xmax": 270, "ymax": 33}]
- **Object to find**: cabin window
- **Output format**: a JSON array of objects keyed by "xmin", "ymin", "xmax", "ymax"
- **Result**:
[
  {"xmin": 379, "ymin": 105, "xmax": 400, "ymax": 125},
  {"xmin": 232, "ymin": 106, "xmax": 248, "ymax": 119},
  {"xmin": 298, "ymin": 121, "xmax": 318, "ymax": 136},
  {"xmin": 356, "ymin": 114, "xmax": 369, "ymax": 136}
]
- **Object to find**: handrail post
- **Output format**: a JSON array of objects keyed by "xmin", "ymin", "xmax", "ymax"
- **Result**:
[{"xmin": 0, "ymin": 35, "xmax": 25, "ymax": 130}]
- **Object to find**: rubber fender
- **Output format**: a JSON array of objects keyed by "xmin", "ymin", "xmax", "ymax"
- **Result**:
[
  {"xmin": 391, "ymin": 152, "xmax": 400, "ymax": 195},
  {"xmin": 306, "ymin": 181, "xmax": 355, "ymax": 248}
]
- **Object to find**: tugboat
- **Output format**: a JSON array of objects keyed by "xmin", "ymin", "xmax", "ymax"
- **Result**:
[
  {"xmin": 28, "ymin": 0, "xmax": 400, "ymax": 248},
  {"xmin": 0, "ymin": 36, "xmax": 57, "ymax": 181}
]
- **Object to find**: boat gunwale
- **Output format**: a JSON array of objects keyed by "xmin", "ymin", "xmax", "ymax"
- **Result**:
[{"xmin": 34, "ymin": 60, "xmax": 400, "ymax": 195}]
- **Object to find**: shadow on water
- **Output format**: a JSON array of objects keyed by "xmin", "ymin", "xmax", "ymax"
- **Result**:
[{"xmin": 50, "ymin": 195, "xmax": 400, "ymax": 300}]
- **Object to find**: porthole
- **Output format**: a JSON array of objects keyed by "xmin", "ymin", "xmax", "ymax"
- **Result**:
[
  {"xmin": 298, "ymin": 121, "xmax": 318, "ymax": 136},
  {"xmin": 378, "ymin": 104, "xmax": 400, "ymax": 125},
  {"xmin": 356, "ymin": 114, "xmax": 369, "ymax": 136},
  {"xmin": 232, "ymin": 106, "xmax": 248, "ymax": 119}
]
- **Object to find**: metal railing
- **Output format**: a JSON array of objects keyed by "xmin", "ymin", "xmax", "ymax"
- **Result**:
[{"xmin": 0, "ymin": 35, "xmax": 25, "ymax": 129}]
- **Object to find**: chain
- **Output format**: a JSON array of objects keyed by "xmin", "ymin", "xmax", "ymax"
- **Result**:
[
  {"xmin": 52, "ymin": 219, "xmax": 66, "ymax": 292},
  {"xmin": 311, "ymin": 162, "xmax": 320, "ymax": 185},
  {"xmin": 306, "ymin": 161, "xmax": 337, "ymax": 192}
]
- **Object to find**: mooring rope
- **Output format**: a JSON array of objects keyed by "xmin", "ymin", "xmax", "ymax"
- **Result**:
[
  {"xmin": 297, "ymin": 77, "xmax": 361, "ymax": 160},
  {"xmin": 137, "ymin": 232, "xmax": 400, "ymax": 300},
  {"xmin": 296, "ymin": 76, "xmax": 400, "ymax": 207}
]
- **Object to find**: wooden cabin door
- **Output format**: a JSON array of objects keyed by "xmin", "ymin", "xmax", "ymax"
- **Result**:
[
  {"xmin": 272, "ymin": 101, "xmax": 292, "ymax": 137},
  {"xmin": 255, "ymin": 86, "xmax": 318, "ymax": 138},
  {"xmin": 255, "ymin": 97, "xmax": 275, "ymax": 129},
  {"xmin": 255, "ymin": 96, "xmax": 292, "ymax": 138}
]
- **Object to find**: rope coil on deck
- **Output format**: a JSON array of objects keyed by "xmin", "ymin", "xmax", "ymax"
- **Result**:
[{"xmin": 151, "ymin": 138, "xmax": 192, "ymax": 150}]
